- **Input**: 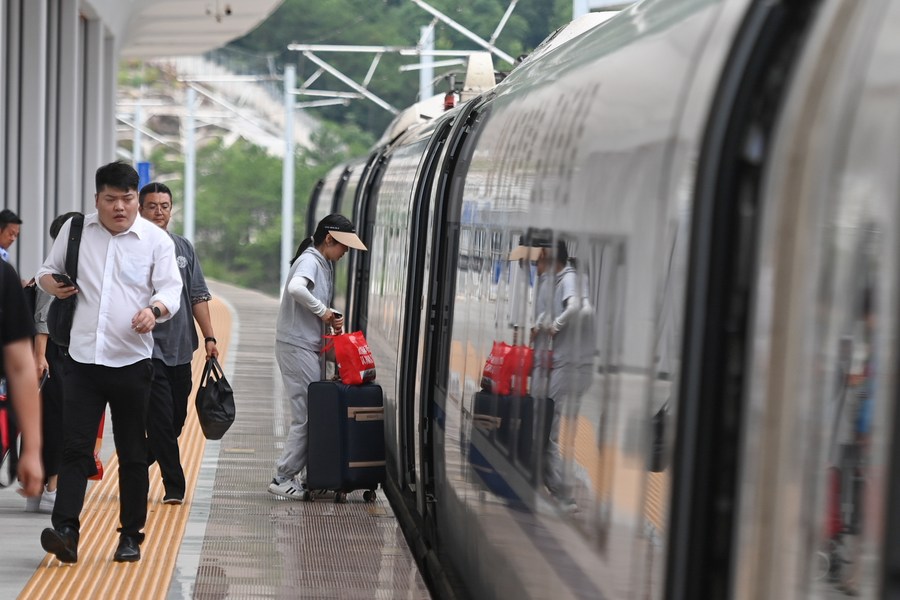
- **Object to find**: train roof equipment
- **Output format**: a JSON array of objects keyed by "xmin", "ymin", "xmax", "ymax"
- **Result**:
[
  {"xmin": 375, "ymin": 52, "xmax": 495, "ymax": 147},
  {"xmin": 459, "ymin": 52, "xmax": 496, "ymax": 103}
]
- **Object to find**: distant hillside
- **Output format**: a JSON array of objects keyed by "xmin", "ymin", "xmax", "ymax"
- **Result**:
[{"xmin": 228, "ymin": 0, "xmax": 571, "ymax": 135}]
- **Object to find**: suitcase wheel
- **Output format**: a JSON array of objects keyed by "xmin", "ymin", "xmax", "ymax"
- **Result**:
[
  {"xmin": 334, "ymin": 491, "xmax": 348, "ymax": 504},
  {"xmin": 301, "ymin": 489, "xmax": 313, "ymax": 502},
  {"xmin": 363, "ymin": 490, "xmax": 377, "ymax": 503}
]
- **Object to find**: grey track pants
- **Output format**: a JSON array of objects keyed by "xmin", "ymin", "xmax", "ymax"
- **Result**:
[{"xmin": 274, "ymin": 341, "xmax": 321, "ymax": 481}]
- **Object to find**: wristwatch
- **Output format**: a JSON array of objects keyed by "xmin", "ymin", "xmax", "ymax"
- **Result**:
[{"xmin": 150, "ymin": 305, "xmax": 162, "ymax": 319}]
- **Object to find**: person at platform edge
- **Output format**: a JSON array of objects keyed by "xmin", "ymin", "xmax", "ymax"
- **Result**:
[
  {"xmin": 139, "ymin": 181, "xmax": 219, "ymax": 506},
  {"xmin": 36, "ymin": 161, "xmax": 182, "ymax": 564},
  {"xmin": 268, "ymin": 213, "xmax": 367, "ymax": 500}
]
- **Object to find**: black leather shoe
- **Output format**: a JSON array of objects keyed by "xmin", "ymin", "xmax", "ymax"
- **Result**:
[
  {"xmin": 113, "ymin": 535, "xmax": 141, "ymax": 563},
  {"xmin": 162, "ymin": 494, "xmax": 184, "ymax": 505},
  {"xmin": 40, "ymin": 527, "xmax": 78, "ymax": 563}
]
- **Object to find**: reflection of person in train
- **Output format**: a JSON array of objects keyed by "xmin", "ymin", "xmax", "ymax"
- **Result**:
[
  {"xmin": 531, "ymin": 239, "xmax": 585, "ymax": 511},
  {"xmin": 569, "ymin": 257, "xmax": 597, "ymax": 388},
  {"xmin": 836, "ymin": 287, "xmax": 875, "ymax": 596}
]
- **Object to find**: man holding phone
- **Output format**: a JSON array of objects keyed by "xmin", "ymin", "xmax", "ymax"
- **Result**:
[
  {"xmin": 51, "ymin": 273, "xmax": 76, "ymax": 289},
  {"xmin": 138, "ymin": 181, "xmax": 218, "ymax": 507},
  {"xmin": 35, "ymin": 161, "xmax": 182, "ymax": 564}
]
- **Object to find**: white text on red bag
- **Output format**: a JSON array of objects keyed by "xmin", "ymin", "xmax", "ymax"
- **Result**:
[{"xmin": 323, "ymin": 331, "xmax": 377, "ymax": 385}]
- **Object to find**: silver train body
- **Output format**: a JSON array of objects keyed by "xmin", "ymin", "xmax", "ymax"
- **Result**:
[{"xmin": 306, "ymin": 1, "xmax": 900, "ymax": 597}]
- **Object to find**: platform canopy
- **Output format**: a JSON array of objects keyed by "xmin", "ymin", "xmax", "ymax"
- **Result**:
[{"xmin": 119, "ymin": 0, "xmax": 283, "ymax": 58}]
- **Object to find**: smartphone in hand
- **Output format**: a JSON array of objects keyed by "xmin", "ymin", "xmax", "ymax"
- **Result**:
[
  {"xmin": 38, "ymin": 369, "xmax": 50, "ymax": 390},
  {"xmin": 51, "ymin": 272, "xmax": 76, "ymax": 288}
]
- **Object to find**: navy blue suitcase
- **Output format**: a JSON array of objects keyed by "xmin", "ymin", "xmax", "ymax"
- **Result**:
[
  {"xmin": 306, "ymin": 381, "xmax": 385, "ymax": 502},
  {"xmin": 472, "ymin": 391, "xmax": 554, "ymax": 486}
]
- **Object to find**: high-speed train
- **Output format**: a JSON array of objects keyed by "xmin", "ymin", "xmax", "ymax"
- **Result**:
[{"xmin": 306, "ymin": 1, "xmax": 900, "ymax": 598}]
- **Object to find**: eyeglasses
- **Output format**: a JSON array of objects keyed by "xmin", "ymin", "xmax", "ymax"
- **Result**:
[{"xmin": 144, "ymin": 203, "xmax": 171, "ymax": 213}]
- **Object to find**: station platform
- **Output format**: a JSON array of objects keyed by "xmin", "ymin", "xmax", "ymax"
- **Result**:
[{"xmin": 0, "ymin": 280, "xmax": 431, "ymax": 599}]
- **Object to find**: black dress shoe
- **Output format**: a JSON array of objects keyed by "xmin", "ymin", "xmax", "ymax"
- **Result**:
[
  {"xmin": 40, "ymin": 527, "xmax": 78, "ymax": 563},
  {"xmin": 113, "ymin": 535, "xmax": 141, "ymax": 562}
]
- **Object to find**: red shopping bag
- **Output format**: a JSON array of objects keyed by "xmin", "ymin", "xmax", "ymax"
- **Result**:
[
  {"xmin": 323, "ymin": 331, "xmax": 376, "ymax": 385},
  {"xmin": 89, "ymin": 413, "xmax": 104, "ymax": 481},
  {"xmin": 480, "ymin": 342, "xmax": 534, "ymax": 396}
]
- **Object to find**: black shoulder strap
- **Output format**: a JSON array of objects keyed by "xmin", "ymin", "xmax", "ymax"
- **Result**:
[{"xmin": 64, "ymin": 215, "xmax": 84, "ymax": 281}]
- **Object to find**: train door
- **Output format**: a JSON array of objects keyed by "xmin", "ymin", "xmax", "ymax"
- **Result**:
[
  {"xmin": 416, "ymin": 98, "xmax": 483, "ymax": 564},
  {"xmin": 400, "ymin": 116, "xmax": 455, "ymax": 516},
  {"xmin": 722, "ymin": 2, "xmax": 900, "ymax": 597},
  {"xmin": 664, "ymin": 1, "xmax": 824, "ymax": 598},
  {"xmin": 361, "ymin": 123, "xmax": 441, "ymax": 496}
]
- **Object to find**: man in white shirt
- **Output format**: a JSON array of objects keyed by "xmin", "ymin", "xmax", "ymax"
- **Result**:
[{"xmin": 35, "ymin": 161, "xmax": 182, "ymax": 564}]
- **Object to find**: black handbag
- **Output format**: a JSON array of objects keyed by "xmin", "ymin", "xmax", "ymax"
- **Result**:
[
  {"xmin": 47, "ymin": 214, "xmax": 84, "ymax": 347},
  {"xmin": 195, "ymin": 356, "xmax": 235, "ymax": 440},
  {"xmin": 648, "ymin": 401, "xmax": 670, "ymax": 473}
]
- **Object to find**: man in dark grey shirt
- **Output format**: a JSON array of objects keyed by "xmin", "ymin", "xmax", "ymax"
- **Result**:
[{"xmin": 139, "ymin": 182, "xmax": 218, "ymax": 505}]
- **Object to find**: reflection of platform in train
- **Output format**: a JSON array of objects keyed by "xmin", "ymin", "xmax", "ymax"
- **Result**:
[
  {"xmin": 468, "ymin": 390, "xmax": 670, "ymax": 531},
  {"xmin": 457, "ymin": 327, "xmax": 671, "ymax": 561},
  {"xmin": 0, "ymin": 281, "xmax": 429, "ymax": 599}
]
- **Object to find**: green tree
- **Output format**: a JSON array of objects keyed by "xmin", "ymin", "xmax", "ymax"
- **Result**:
[
  {"xmin": 183, "ymin": 124, "xmax": 373, "ymax": 296},
  {"xmin": 192, "ymin": 140, "xmax": 285, "ymax": 294}
]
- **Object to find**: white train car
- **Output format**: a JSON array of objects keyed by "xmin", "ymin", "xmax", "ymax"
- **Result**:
[{"xmin": 308, "ymin": 1, "xmax": 900, "ymax": 597}]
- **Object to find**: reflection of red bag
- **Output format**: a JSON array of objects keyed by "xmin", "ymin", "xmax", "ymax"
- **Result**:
[
  {"xmin": 481, "ymin": 342, "xmax": 533, "ymax": 396},
  {"xmin": 89, "ymin": 413, "xmax": 104, "ymax": 481},
  {"xmin": 324, "ymin": 331, "xmax": 376, "ymax": 385}
]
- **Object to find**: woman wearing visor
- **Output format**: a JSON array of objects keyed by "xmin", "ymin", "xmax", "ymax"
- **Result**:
[{"xmin": 269, "ymin": 214, "xmax": 367, "ymax": 499}]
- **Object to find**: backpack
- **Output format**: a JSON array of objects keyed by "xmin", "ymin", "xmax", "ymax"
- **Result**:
[
  {"xmin": 23, "ymin": 279, "xmax": 37, "ymax": 320},
  {"xmin": 47, "ymin": 214, "xmax": 84, "ymax": 347}
]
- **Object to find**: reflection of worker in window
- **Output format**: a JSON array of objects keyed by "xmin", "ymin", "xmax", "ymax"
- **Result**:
[{"xmin": 531, "ymin": 239, "xmax": 583, "ymax": 510}]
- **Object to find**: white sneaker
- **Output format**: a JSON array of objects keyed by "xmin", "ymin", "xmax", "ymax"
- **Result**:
[
  {"xmin": 25, "ymin": 495, "xmax": 41, "ymax": 513},
  {"xmin": 268, "ymin": 478, "xmax": 306, "ymax": 500},
  {"xmin": 39, "ymin": 490, "xmax": 57, "ymax": 514}
]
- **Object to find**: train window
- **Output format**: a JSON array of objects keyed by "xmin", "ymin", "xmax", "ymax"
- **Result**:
[{"xmin": 465, "ymin": 228, "xmax": 631, "ymax": 540}]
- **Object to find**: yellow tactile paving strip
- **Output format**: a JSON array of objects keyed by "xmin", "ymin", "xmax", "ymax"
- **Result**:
[
  {"xmin": 19, "ymin": 298, "xmax": 232, "ymax": 600},
  {"xmin": 559, "ymin": 416, "xmax": 669, "ymax": 533}
]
